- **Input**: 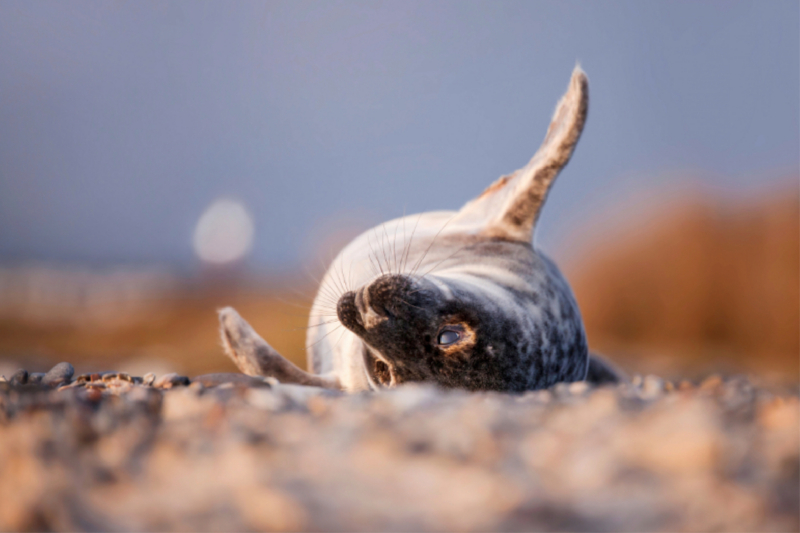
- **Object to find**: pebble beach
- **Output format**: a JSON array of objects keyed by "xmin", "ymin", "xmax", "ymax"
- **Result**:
[{"xmin": 1, "ymin": 364, "xmax": 798, "ymax": 531}]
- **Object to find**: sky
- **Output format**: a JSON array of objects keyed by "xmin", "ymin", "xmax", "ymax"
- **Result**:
[{"xmin": 0, "ymin": 0, "xmax": 797, "ymax": 272}]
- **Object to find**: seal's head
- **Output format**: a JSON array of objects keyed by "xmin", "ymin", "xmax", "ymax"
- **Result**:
[{"xmin": 332, "ymin": 66, "xmax": 590, "ymax": 392}]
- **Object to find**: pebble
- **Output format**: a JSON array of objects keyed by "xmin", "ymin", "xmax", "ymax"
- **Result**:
[
  {"xmin": 246, "ymin": 388, "xmax": 286, "ymax": 411},
  {"xmin": 525, "ymin": 389, "xmax": 553, "ymax": 404},
  {"xmin": 43, "ymin": 362, "xmax": 74, "ymax": 387},
  {"xmin": 699, "ymin": 374, "xmax": 723, "ymax": 393},
  {"xmin": 568, "ymin": 381, "xmax": 590, "ymax": 396},
  {"xmin": 28, "ymin": 372, "xmax": 46, "ymax": 385},
  {"xmin": 10, "ymin": 369, "xmax": 28, "ymax": 385},
  {"xmin": 641, "ymin": 375, "xmax": 665, "ymax": 399},
  {"xmin": 552, "ymin": 382, "xmax": 572, "ymax": 397},
  {"xmin": 84, "ymin": 387, "xmax": 103, "ymax": 402},
  {"xmin": 102, "ymin": 372, "xmax": 133, "ymax": 383},
  {"xmin": 154, "ymin": 373, "xmax": 190, "ymax": 389},
  {"xmin": 143, "ymin": 373, "xmax": 156, "ymax": 386}
]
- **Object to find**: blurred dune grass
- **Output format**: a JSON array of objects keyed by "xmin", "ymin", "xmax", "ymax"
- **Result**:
[
  {"xmin": 569, "ymin": 185, "xmax": 799, "ymax": 382},
  {"xmin": 0, "ymin": 185, "xmax": 797, "ymax": 384},
  {"xmin": 0, "ymin": 275, "xmax": 312, "ymax": 377}
]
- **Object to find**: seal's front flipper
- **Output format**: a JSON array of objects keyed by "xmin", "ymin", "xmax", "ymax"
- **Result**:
[
  {"xmin": 585, "ymin": 353, "xmax": 627, "ymax": 385},
  {"xmin": 218, "ymin": 307, "xmax": 341, "ymax": 390}
]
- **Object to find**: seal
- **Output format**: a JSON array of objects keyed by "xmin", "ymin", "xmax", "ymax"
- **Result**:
[{"xmin": 219, "ymin": 65, "xmax": 621, "ymax": 392}]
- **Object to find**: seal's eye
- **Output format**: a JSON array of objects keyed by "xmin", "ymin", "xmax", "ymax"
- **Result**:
[{"xmin": 437, "ymin": 328, "xmax": 461, "ymax": 346}]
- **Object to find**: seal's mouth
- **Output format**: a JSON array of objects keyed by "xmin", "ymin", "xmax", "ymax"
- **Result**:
[{"xmin": 364, "ymin": 348, "xmax": 395, "ymax": 388}]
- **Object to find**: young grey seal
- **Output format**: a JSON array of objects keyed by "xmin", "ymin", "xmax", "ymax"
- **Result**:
[{"xmin": 219, "ymin": 65, "xmax": 620, "ymax": 392}]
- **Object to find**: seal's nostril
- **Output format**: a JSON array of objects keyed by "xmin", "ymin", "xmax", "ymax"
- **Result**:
[{"xmin": 365, "ymin": 274, "xmax": 414, "ymax": 318}]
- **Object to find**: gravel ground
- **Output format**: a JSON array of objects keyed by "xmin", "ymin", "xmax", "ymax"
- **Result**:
[{"xmin": 0, "ymin": 366, "xmax": 798, "ymax": 532}]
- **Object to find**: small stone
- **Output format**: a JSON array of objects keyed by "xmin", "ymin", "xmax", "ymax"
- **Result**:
[
  {"xmin": 154, "ymin": 373, "xmax": 190, "ymax": 389},
  {"xmin": 631, "ymin": 374, "xmax": 643, "ymax": 387},
  {"xmin": 143, "ymin": 373, "xmax": 156, "ymax": 386},
  {"xmin": 664, "ymin": 381, "xmax": 675, "ymax": 392},
  {"xmin": 568, "ymin": 381, "xmax": 590, "ymax": 396},
  {"xmin": 678, "ymin": 380, "xmax": 694, "ymax": 390},
  {"xmin": 10, "ymin": 369, "xmax": 28, "ymax": 385},
  {"xmin": 531, "ymin": 390, "xmax": 553, "ymax": 404},
  {"xmin": 43, "ymin": 362, "xmax": 74, "ymax": 387},
  {"xmin": 246, "ymin": 388, "xmax": 286, "ymax": 411},
  {"xmin": 28, "ymin": 372, "xmax": 46, "ymax": 385},
  {"xmin": 553, "ymin": 382, "xmax": 572, "ymax": 397},
  {"xmin": 699, "ymin": 374, "xmax": 723, "ymax": 393},
  {"xmin": 641, "ymin": 375, "xmax": 665, "ymax": 399},
  {"xmin": 84, "ymin": 387, "xmax": 103, "ymax": 402}
]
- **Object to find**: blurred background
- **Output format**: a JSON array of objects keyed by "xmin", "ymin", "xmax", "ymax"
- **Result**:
[{"xmin": 0, "ymin": 1, "xmax": 797, "ymax": 384}]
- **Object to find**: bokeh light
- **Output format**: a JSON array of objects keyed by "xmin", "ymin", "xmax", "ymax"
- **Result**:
[{"xmin": 193, "ymin": 199, "xmax": 255, "ymax": 264}]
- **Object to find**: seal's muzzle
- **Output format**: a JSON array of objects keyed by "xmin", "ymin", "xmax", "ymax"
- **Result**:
[{"xmin": 337, "ymin": 274, "xmax": 415, "ymax": 334}]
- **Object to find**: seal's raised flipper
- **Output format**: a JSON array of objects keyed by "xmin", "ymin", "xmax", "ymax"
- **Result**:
[
  {"xmin": 585, "ymin": 353, "xmax": 626, "ymax": 385},
  {"xmin": 454, "ymin": 65, "xmax": 588, "ymax": 243},
  {"xmin": 218, "ymin": 307, "xmax": 341, "ymax": 389}
]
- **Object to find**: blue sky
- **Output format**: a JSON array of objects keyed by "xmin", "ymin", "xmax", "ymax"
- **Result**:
[{"xmin": 0, "ymin": 1, "xmax": 797, "ymax": 271}]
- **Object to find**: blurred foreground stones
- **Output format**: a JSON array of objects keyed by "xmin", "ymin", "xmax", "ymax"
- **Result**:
[{"xmin": 1, "ymin": 369, "xmax": 797, "ymax": 531}]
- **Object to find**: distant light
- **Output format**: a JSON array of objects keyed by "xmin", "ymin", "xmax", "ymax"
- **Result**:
[{"xmin": 193, "ymin": 199, "xmax": 255, "ymax": 264}]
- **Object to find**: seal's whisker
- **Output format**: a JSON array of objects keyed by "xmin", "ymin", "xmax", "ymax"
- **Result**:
[
  {"xmin": 382, "ymin": 220, "xmax": 399, "ymax": 274},
  {"xmin": 378, "ymin": 223, "xmax": 393, "ymax": 275},
  {"xmin": 401, "ymin": 213, "xmax": 423, "ymax": 274},
  {"xmin": 274, "ymin": 295, "xmax": 315, "ymax": 311},
  {"xmin": 366, "ymin": 235, "xmax": 383, "ymax": 277},
  {"xmin": 305, "ymin": 323, "xmax": 343, "ymax": 351},
  {"xmin": 367, "ymin": 232, "xmax": 385, "ymax": 276},
  {"xmin": 399, "ymin": 206, "xmax": 408, "ymax": 274},
  {"xmin": 409, "ymin": 214, "xmax": 456, "ymax": 277},
  {"xmin": 309, "ymin": 262, "xmax": 344, "ymax": 308},
  {"xmin": 314, "ymin": 280, "xmax": 344, "ymax": 311},
  {"xmin": 414, "ymin": 243, "xmax": 472, "ymax": 283},
  {"xmin": 289, "ymin": 319, "xmax": 342, "ymax": 332}
]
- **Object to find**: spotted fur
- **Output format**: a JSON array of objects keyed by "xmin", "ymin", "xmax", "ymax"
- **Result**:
[{"xmin": 220, "ymin": 66, "xmax": 612, "ymax": 392}]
